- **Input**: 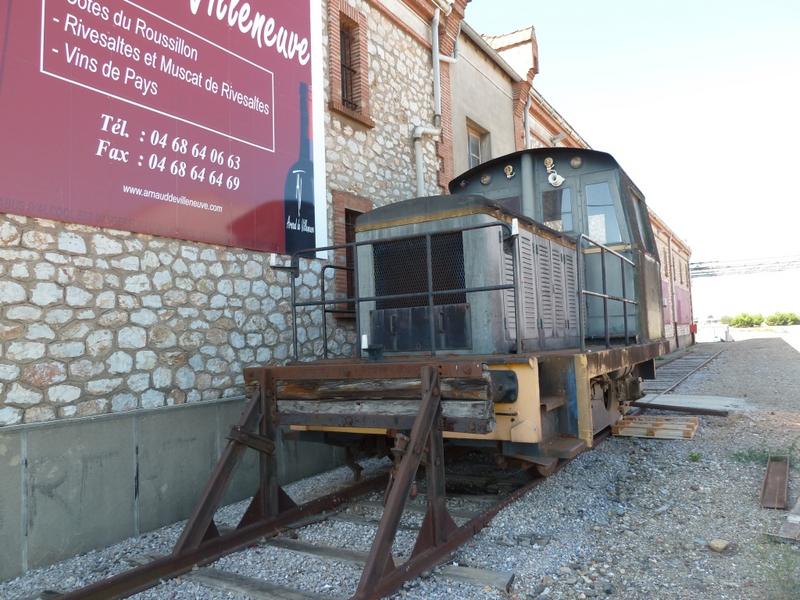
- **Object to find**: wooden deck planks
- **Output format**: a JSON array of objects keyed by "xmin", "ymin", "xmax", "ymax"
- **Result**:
[{"xmin": 612, "ymin": 415, "xmax": 699, "ymax": 439}]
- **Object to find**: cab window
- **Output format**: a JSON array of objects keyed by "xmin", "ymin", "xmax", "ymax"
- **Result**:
[
  {"xmin": 542, "ymin": 188, "xmax": 573, "ymax": 232},
  {"xmin": 586, "ymin": 181, "xmax": 623, "ymax": 244}
]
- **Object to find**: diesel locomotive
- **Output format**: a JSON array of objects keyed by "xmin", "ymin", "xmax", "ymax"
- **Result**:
[{"xmin": 277, "ymin": 146, "xmax": 668, "ymax": 472}]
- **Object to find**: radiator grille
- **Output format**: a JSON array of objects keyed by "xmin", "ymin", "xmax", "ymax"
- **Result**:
[
  {"xmin": 520, "ymin": 233, "xmax": 538, "ymax": 332},
  {"xmin": 373, "ymin": 232, "xmax": 466, "ymax": 310},
  {"xmin": 536, "ymin": 239, "xmax": 554, "ymax": 334}
]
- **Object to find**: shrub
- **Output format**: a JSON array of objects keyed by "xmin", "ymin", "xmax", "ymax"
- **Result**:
[
  {"xmin": 765, "ymin": 312, "xmax": 800, "ymax": 326},
  {"xmin": 719, "ymin": 315, "xmax": 732, "ymax": 324},
  {"xmin": 729, "ymin": 313, "xmax": 763, "ymax": 328}
]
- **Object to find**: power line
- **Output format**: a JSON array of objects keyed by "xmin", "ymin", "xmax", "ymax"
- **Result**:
[{"xmin": 690, "ymin": 255, "xmax": 800, "ymax": 278}]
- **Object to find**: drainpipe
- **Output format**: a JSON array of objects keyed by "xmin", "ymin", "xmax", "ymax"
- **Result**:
[
  {"xmin": 413, "ymin": 2, "xmax": 456, "ymax": 197},
  {"xmin": 431, "ymin": 0, "xmax": 453, "ymax": 16},
  {"xmin": 440, "ymin": 22, "xmax": 461, "ymax": 64},
  {"xmin": 431, "ymin": 5, "xmax": 458, "ymax": 128},
  {"xmin": 431, "ymin": 8, "xmax": 442, "ymax": 127},
  {"xmin": 523, "ymin": 94, "xmax": 532, "ymax": 149},
  {"xmin": 413, "ymin": 125, "xmax": 440, "ymax": 197}
]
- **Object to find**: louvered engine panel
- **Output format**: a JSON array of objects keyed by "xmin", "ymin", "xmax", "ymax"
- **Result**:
[
  {"xmin": 503, "ymin": 247, "xmax": 516, "ymax": 338},
  {"xmin": 519, "ymin": 232, "xmax": 538, "ymax": 337},
  {"xmin": 564, "ymin": 249, "xmax": 579, "ymax": 332},
  {"xmin": 551, "ymin": 244, "xmax": 566, "ymax": 335},
  {"xmin": 535, "ymin": 237, "xmax": 555, "ymax": 337}
]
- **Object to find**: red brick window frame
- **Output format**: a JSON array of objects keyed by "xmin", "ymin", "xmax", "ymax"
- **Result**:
[
  {"xmin": 328, "ymin": 0, "xmax": 373, "ymax": 128},
  {"xmin": 332, "ymin": 190, "xmax": 373, "ymax": 318}
]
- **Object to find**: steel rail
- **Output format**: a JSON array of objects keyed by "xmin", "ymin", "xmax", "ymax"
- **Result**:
[
  {"xmin": 649, "ymin": 348, "xmax": 725, "ymax": 399},
  {"xmin": 56, "ymin": 474, "xmax": 389, "ymax": 600}
]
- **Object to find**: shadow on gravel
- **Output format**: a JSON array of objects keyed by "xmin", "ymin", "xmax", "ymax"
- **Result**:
[{"xmin": 757, "ymin": 542, "xmax": 800, "ymax": 600}]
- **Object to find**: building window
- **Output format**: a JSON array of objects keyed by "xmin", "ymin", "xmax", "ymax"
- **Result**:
[
  {"xmin": 468, "ymin": 129, "xmax": 482, "ymax": 168},
  {"xmin": 339, "ymin": 18, "xmax": 358, "ymax": 111},
  {"xmin": 328, "ymin": 0, "xmax": 373, "ymax": 127},
  {"xmin": 467, "ymin": 122, "xmax": 490, "ymax": 169}
]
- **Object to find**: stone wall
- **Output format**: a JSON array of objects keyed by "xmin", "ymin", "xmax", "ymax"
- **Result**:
[
  {"xmin": 0, "ymin": 213, "xmax": 354, "ymax": 426},
  {"xmin": 323, "ymin": 0, "xmax": 441, "ymax": 216}
]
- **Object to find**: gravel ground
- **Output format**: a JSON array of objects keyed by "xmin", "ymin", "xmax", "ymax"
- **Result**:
[{"xmin": 3, "ymin": 338, "xmax": 799, "ymax": 600}]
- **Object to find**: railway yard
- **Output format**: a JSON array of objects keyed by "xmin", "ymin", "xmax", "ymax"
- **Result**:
[{"xmin": 3, "ymin": 337, "xmax": 800, "ymax": 600}]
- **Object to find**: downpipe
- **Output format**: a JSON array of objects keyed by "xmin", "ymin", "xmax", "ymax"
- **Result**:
[{"xmin": 413, "ymin": 126, "xmax": 441, "ymax": 197}]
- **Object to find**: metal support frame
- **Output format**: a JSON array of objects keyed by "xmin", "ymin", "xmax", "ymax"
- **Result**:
[
  {"xmin": 353, "ymin": 366, "xmax": 454, "ymax": 598},
  {"xmin": 289, "ymin": 221, "xmax": 518, "ymax": 360},
  {"xmin": 56, "ymin": 362, "xmax": 575, "ymax": 600},
  {"xmin": 58, "ymin": 381, "xmax": 388, "ymax": 600}
]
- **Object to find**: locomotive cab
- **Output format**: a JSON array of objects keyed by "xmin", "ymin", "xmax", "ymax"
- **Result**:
[{"xmin": 354, "ymin": 148, "xmax": 664, "ymax": 356}]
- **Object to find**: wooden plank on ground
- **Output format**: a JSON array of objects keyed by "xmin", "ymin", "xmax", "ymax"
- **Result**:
[
  {"xmin": 353, "ymin": 499, "xmax": 478, "ymax": 520},
  {"xmin": 618, "ymin": 415, "xmax": 699, "ymax": 423},
  {"xmin": 612, "ymin": 415, "xmax": 699, "ymax": 439},
  {"xmin": 263, "ymin": 537, "xmax": 514, "ymax": 592},
  {"xmin": 761, "ymin": 456, "xmax": 790, "ymax": 509},
  {"xmin": 328, "ymin": 512, "xmax": 418, "ymax": 531},
  {"xmin": 438, "ymin": 565, "xmax": 515, "ymax": 593},
  {"xmin": 186, "ymin": 567, "xmax": 339, "ymax": 600}
]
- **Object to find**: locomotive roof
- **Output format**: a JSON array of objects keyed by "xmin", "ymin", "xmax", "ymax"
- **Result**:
[
  {"xmin": 356, "ymin": 147, "xmax": 644, "ymax": 236},
  {"xmin": 450, "ymin": 147, "xmax": 645, "ymax": 201}
]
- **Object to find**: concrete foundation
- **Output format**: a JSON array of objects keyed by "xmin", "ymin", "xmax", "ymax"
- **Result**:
[{"xmin": 0, "ymin": 396, "xmax": 343, "ymax": 581}]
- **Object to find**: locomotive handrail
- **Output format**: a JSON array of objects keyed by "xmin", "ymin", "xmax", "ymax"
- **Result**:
[
  {"xmin": 576, "ymin": 234, "xmax": 638, "ymax": 351},
  {"xmin": 577, "ymin": 234, "xmax": 636, "ymax": 266},
  {"xmin": 287, "ymin": 221, "xmax": 518, "ymax": 359}
]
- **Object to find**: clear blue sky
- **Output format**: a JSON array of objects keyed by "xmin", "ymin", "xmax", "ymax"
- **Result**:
[{"xmin": 466, "ymin": 0, "xmax": 800, "ymax": 263}]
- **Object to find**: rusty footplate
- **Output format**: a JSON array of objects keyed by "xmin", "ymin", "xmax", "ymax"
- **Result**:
[{"xmin": 246, "ymin": 361, "xmax": 498, "ymax": 434}]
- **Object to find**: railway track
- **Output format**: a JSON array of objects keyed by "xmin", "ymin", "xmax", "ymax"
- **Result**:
[
  {"xmin": 48, "ymin": 436, "xmax": 613, "ymax": 600},
  {"xmin": 642, "ymin": 347, "xmax": 725, "ymax": 396},
  {"xmin": 45, "ymin": 459, "xmax": 557, "ymax": 599},
  {"xmin": 140, "ymin": 478, "xmax": 529, "ymax": 600}
]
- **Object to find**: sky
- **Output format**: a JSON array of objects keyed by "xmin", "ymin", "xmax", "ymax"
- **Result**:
[{"xmin": 465, "ymin": 0, "xmax": 800, "ymax": 264}]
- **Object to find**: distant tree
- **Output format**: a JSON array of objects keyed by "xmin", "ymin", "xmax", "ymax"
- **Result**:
[
  {"xmin": 765, "ymin": 312, "xmax": 800, "ymax": 326},
  {"xmin": 719, "ymin": 315, "xmax": 732, "ymax": 324},
  {"xmin": 729, "ymin": 313, "xmax": 763, "ymax": 328}
]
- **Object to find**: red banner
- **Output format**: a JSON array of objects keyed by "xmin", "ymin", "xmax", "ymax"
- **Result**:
[{"xmin": 0, "ymin": 0, "xmax": 320, "ymax": 253}]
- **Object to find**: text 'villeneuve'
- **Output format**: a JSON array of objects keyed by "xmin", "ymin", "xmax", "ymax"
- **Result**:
[{"xmin": 188, "ymin": 0, "xmax": 310, "ymax": 66}]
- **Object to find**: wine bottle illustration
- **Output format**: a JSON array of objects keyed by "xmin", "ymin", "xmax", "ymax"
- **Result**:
[{"xmin": 283, "ymin": 82, "xmax": 315, "ymax": 254}]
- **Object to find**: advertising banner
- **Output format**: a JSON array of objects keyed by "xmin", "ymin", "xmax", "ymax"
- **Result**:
[{"xmin": 0, "ymin": 0, "xmax": 326, "ymax": 254}]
